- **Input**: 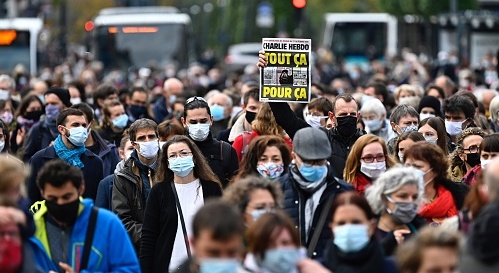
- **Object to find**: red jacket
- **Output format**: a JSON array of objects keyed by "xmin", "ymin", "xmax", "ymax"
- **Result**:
[{"xmin": 232, "ymin": 130, "xmax": 293, "ymax": 162}]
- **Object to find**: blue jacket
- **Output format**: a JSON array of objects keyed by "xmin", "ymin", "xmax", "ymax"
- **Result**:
[
  {"xmin": 280, "ymin": 165, "xmax": 354, "ymax": 260},
  {"xmin": 90, "ymin": 130, "xmax": 120, "ymax": 176},
  {"xmin": 95, "ymin": 173, "xmax": 115, "ymax": 210},
  {"xmin": 27, "ymin": 146, "xmax": 104, "ymax": 202},
  {"xmin": 152, "ymin": 96, "xmax": 171, "ymax": 124},
  {"xmin": 22, "ymin": 119, "xmax": 57, "ymax": 162},
  {"xmin": 28, "ymin": 199, "xmax": 140, "ymax": 273}
]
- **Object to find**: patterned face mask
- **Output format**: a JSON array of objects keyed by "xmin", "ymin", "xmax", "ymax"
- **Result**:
[{"xmin": 257, "ymin": 162, "xmax": 284, "ymax": 180}]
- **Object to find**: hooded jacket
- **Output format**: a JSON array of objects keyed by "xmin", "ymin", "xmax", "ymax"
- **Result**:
[
  {"xmin": 28, "ymin": 199, "xmax": 140, "ymax": 273},
  {"xmin": 269, "ymin": 102, "xmax": 364, "ymax": 179},
  {"xmin": 461, "ymin": 201, "xmax": 499, "ymax": 272}
]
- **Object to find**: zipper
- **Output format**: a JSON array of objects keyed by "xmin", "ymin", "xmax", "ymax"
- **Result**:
[{"xmin": 148, "ymin": 169, "xmax": 153, "ymax": 188}]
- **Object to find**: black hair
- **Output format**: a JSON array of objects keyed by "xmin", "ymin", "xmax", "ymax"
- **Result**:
[
  {"xmin": 424, "ymin": 84, "xmax": 445, "ymax": 99},
  {"xmin": 0, "ymin": 119, "xmax": 9, "ymax": 153},
  {"xmin": 56, "ymin": 108, "xmax": 86, "ymax": 127},
  {"xmin": 128, "ymin": 118, "xmax": 158, "ymax": 141},
  {"xmin": 16, "ymin": 94, "xmax": 43, "ymax": 118},
  {"xmin": 481, "ymin": 133, "xmax": 499, "ymax": 152},
  {"xmin": 68, "ymin": 80, "xmax": 87, "ymax": 103},
  {"xmin": 443, "ymin": 95, "xmax": 475, "ymax": 119},
  {"xmin": 36, "ymin": 160, "xmax": 84, "ymax": 190},
  {"xmin": 243, "ymin": 88, "xmax": 260, "ymax": 106},
  {"xmin": 70, "ymin": 103, "xmax": 94, "ymax": 123},
  {"xmin": 183, "ymin": 98, "xmax": 211, "ymax": 119},
  {"xmin": 129, "ymin": 86, "xmax": 149, "ymax": 97},
  {"xmin": 366, "ymin": 82, "xmax": 388, "ymax": 102},
  {"xmin": 192, "ymin": 199, "xmax": 244, "ymax": 240}
]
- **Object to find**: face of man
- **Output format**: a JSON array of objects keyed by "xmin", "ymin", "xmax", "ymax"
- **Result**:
[
  {"xmin": 128, "ymin": 91, "xmax": 147, "ymax": 107},
  {"xmin": 210, "ymin": 95, "xmax": 232, "ymax": 119},
  {"xmin": 45, "ymin": 94, "xmax": 65, "ymax": 109},
  {"xmin": 41, "ymin": 182, "xmax": 83, "ymax": 206},
  {"xmin": 244, "ymin": 98, "xmax": 262, "ymax": 113},
  {"xmin": 57, "ymin": 115, "xmax": 88, "ymax": 139},
  {"xmin": 329, "ymin": 98, "xmax": 359, "ymax": 125},
  {"xmin": 191, "ymin": 230, "xmax": 242, "ymax": 260}
]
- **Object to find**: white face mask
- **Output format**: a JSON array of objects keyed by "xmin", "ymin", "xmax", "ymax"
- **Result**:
[
  {"xmin": 481, "ymin": 159, "xmax": 491, "ymax": 169},
  {"xmin": 445, "ymin": 120, "xmax": 464, "ymax": 136},
  {"xmin": 70, "ymin": 97, "xmax": 82, "ymax": 105},
  {"xmin": 398, "ymin": 152, "xmax": 404, "ymax": 162},
  {"xmin": 360, "ymin": 161, "xmax": 386, "ymax": 179},
  {"xmin": 136, "ymin": 141, "xmax": 159, "ymax": 159},
  {"xmin": 159, "ymin": 141, "xmax": 166, "ymax": 150},
  {"xmin": 188, "ymin": 123, "xmax": 210, "ymax": 141},
  {"xmin": 0, "ymin": 89, "xmax": 9, "ymax": 100},
  {"xmin": 125, "ymin": 150, "xmax": 133, "ymax": 160},
  {"xmin": 0, "ymin": 140, "xmax": 4, "ymax": 153},
  {"xmin": 305, "ymin": 115, "xmax": 327, "ymax": 128},
  {"xmin": 364, "ymin": 119, "xmax": 383, "ymax": 132}
]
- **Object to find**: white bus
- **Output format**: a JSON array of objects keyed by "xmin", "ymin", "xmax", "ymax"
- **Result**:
[
  {"xmin": 0, "ymin": 18, "xmax": 43, "ymax": 75},
  {"xmin": 90, "ymin": 6, "xmax": 195, "ymax": 71},
  {"xmin": 321, "ymin": 13, "xmax": 397, "ymax": 70}
]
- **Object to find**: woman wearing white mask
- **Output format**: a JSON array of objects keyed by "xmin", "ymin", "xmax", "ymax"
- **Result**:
[
  {"xmin": 223, "ymin": 175, "xmax": 283, "ymax": 227},
  {"xmin": 140, "ymin": 135, "xmax": 222, "ymax": 273},
  {"xmin": 404, "ymin": 142, "xmax": 469, "ymax": 225},
  {"xmin": 244, "ymin": 211, "xmax": 330, "ymax": 273},
  {"xmin": 343, "ymin": 135, "xmax": 396, "ymax": 195},
  {"xmin": 97, "ymin": 100, "xmax": 131, "ymax": 146},
  {"xmin": 360, "ymin": 98, "xmax": 397, "ymax": 143},
  {"xmin": 365, "ymin": 167, "xmax": 426, "ymax": 256},
  {"xmin": 324, "ymin": 192, "xmax": 397, "ymax": 273},
  {"xmin": 233, "ymin": 136, "xmax": 291, "ymax": 182},
  {"xmin": 394, "ymin": 131, "xmax": 425, "ymax": 163},
  {"xmin": 418, "ymin": 117, "xmax": 450, "ymax": 155},
  {"xmin": 461, "ymin": 133, "xmax": 499, "ymax": 186}
]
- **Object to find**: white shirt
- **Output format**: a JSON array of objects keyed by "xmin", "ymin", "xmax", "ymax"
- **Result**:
[{"xmin": 169, "ymin": 179, "xmax": 204, "ymax": 272}]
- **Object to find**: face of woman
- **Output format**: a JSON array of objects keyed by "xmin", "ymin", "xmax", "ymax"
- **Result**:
[
  {"xmin": 385, "ymin": 184, "xmax": 419, "ymax": 212},
  {"xmin": 404, "ymin": 157, "xmax": 434, "ymax": 183},
  {"xmin": 331, "ymin": 204, "xmax": 374, "ymax": 237},
  {"xmin": 416, "ymin": 247, "xmax": 458, "ymax": 273},
  {"xmin": 244, "ymin": 189, "xmax": 276, "ymax": 225},
  {"xmin": 418, "ymin": 124, "xmax": 438, "ymax": 141},
  {"xmin": 267, "ymin": 228, "xmax": 297, "ymax": 250},
  {"xmin": 257, "ymin": 146, "xmax": 283, "ymax": 166},
  {"xmin": 26, "ymin": 101, "xmax": 42, "ymax": 113},
  {"xmin": 108, "ymin": 105, "xmax": 126, "ymax": 120}
]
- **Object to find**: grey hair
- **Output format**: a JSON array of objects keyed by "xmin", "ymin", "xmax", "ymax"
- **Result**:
[
  {"xmin": 360, "ymin": 98, "xmax": 386, "ymax": 117},
  {"xmin": 0, "ymin": 74, "xmax": 15, "ymax": 90},
  {"xmin": 489, "ymin": 96, "xmax": 499, "ymax": 122},
  {"xmin": 207, "ymin": 91, "xmax": 233, "ymax": 108},
  {"xmin": 390, "ymin": 104, "xmax": 419, "ymax": 124},
  {"xmin": 365, "ymin": 166, "xmax": 424, "ymax": 215}
]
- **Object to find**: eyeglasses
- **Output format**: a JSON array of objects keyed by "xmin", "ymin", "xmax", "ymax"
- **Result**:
[
  {"xmin": 361, "ymin": 154, "xmax": 386, "ymax": 163},
  {"xmin": 185, "ymin": 96, "xmax": 207, "ymax": 106},
  {"xmin": 463, "ymin": 145, "xmax": 480, "ymax": 154},
  {"xmin": 167, "ymin": 151, "xmax": 192, "ymax": 160}
]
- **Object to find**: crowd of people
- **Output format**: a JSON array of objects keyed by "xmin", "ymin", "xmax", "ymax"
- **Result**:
[{"xmin": 1, "ymin": 47, "xmax": 499, "ymax": 273}]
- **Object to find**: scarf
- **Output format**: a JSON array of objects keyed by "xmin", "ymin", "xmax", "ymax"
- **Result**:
[
  {"xmin": 53, "ymin": 135, "xmax": 86, "ymax": 168},
  {"xmin": 44, "ymin": 118, "xmax": 59, "ymax": 139},
  {"xmin": 353, "ymin": 173, "xmax": 372, "ymax": 196},
  {"xmin": 419, "ymin": 185, "xmax": 457, "ymax": 223},
  {"xmin": 290, "ymin": 163, "xmax": 327, "ymax": 194},
  {"xmin": 325, "ymin": 238, "xmax": 385, "ymax": 273}
]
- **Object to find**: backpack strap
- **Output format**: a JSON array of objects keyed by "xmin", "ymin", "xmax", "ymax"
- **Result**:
[
  {"xmin": 80, "ymin": 207, "xmax": 99, "ymax": 271},
  {"xmin": 171, "ymin": 182, "xmax": 192, "ymax": 258},
  {"xmin": 307, "ymin": 194, "xmax": 334, "ymax": 258}
]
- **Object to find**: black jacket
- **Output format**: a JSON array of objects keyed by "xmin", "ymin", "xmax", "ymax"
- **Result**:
[
  {"xmin": 440, "ymin": 179, "xmax": 469, "ymax": 210},
  {"xmin": 112, "ymin": 156, "xmax": 155, "ymax": 251},
  {"xmin": 27, "ymin": 145, "xmax": 104, "ymax": 202},
  {"xmin": 269, "ymin": 102, "xmax": 364, "ymax": 179},
  {"xmin": 280, "ymin": 165, "xmax": 354, "ymax": 259},
  {"xmin": 89, "ymin": 130, "xmax": 120, "ymax": 176},
  {"xmin": 139, "ymin": 179, "xmax": 222, "ymax": 273},
  {"xmin": 21, "ymin": 119, "xmax": 58, "ymax": 162},
  {"xmin": 96, "ymin": 123, "xmax": 131, "ymax": 147},
  {"xmin": 191, "ymin": 133, "xmax": 239, "ymax": 188}
]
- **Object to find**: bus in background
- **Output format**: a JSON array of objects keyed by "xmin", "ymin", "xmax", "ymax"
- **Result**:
[
  {"xmin": 88, "ymin": 6, "xmax": 195, "ymax": 72},
  {"xmin": 321, "ymin": 13, "xmax": 397, "ymax": 71},
  {"xmin": 0, "ymin": 18, "xmax": 43, "ymax": 75}
]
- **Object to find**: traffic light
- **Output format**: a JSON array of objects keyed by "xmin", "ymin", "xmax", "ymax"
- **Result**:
[{"xmin": 292, "ymin": 0, "xmax": 306, "ymax": 9}]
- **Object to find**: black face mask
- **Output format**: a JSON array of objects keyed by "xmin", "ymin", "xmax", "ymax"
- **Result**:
[
  {"xmin": 245, "ymin": 111, "xmax": 257, "ymax": 124},
  {"xmin": 336, "ymin": 115, "xmax": 358, "ymax": 137},
  {"xmin": 24, "ymin": 110, "xmax": 44, "ymax": 121},
  {"xmin": 466, "ymin": 153, "xmax": 481, "ymax": 168},
  {"xmin": 129, "ymin": 105, "xmax": 147, "ymax": 118},
  {"xmin": 45, "ymin": 198, "xmax": 80, "ymax": 226}
]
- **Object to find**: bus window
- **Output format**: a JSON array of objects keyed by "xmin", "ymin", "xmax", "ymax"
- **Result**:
[
  {"xmin": 0, "ymin": 30, "xmax": 30, "ymax": 74},
  {"xmin": 330, "ymin": 22, "xmax": 387, "ymax": 61}
]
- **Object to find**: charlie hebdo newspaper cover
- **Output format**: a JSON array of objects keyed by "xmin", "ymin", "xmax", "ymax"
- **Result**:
[{"xmin": 260, "ymin": 38, "xmax": 312, "ymax": 103}]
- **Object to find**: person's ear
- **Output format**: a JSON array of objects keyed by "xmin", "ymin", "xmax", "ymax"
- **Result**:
[
  {"xmin": 118, "ymin": 149, "xmax": 125, "ymax": 160},
  {"xmin": 367, "ymin": 219, "xmax": 376, "ymax": 237},
  {"xmin": 79, "ymin": 184, "xmax": 85, "ymax": 197},
  {"xmin": 57, "ymin": 125, "xmax": 67, "ymax": 136},
  {"xmin": 459, "ymin": 152, "xmax": 465, "ymax": 162},
  {"xmin": 181, "ymin": 117, "xmax": 187, "ymax": 128},
  {"xmin": 390, "ymin": 122, "xmax": 397, "ymax": 132}
]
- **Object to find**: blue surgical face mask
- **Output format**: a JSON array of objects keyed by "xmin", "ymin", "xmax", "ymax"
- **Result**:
[
  {"xmin": 364, "ymin": 118, "xmax": 383, "ymax": 132},
  {"xmin": 210, "ymin": 104, "xmax": 225, "ymax": 121},
  {"xmin": 199, "ymin": 258, "xmax": 239, "ymax": 273},
  {"xmin": 168, "ymin": 94, "xmax": 177, "ymax": 105},
  {"xmin": 112, "ymin": 114, "xmax": 129, "ymax": 129},
  {"xmin": 333, "ymin": 224, "xmax": 370, "ymax": 253},
  {"xmin": 299, "ymin": 163, "xmax": 327, "ymax": 182},
  {"xmin": 45, "ymin": 104, "xmax": 61, "ymax": 121},
  {"xmin": 261, "ymin": 248, "xmax": 300, "ymax": 273},
  {"xmin": 425, "ymin": 137, "xmax": 438, "ymax": 144},
  {"xmin": 250, "ymin": 209, "xmax": 270, "ymax": 222},
  {"xmin": 64, "ymin": 126, "xmax": 88, "ymax": 147},
  {"xmin": 168, "ymin": 155, "xmax": 195, "ymax": 177}
]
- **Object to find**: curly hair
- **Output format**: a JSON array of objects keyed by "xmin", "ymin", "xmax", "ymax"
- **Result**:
[
  {"xmin": 343, "ymin": 134, "xmax": 396, "ymax": 185},
  {"xmin": 404, "ymin": 142, "xmax": 449, "ymax": 189},
  {"xmin": 251, "ymin": 103, "xmax": 284, "ymax": 136},
  {"xmin": 222, "ymin": 175, "xmax": 283, "ymax": 216},
  {"xmin": 449, "ymin": 127, "xmax": 486, "ymax": 179},
  {"xmin": 233, "ymin": 135, "xmax": 291, "ymax": 181}
]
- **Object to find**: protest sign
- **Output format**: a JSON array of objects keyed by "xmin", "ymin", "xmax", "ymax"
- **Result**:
[{"xmin": 259, "ymin": 38, "xmax": 311, "ymax": 103}]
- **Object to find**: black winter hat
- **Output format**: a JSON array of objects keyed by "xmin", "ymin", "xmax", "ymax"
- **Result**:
[
  {"xmin": 45, "ymin": 87, "xmax": 71, "ymax": 107},
  {"xmin": 418, "ymin": 96, "xmax": 442, "ymax": 118}
]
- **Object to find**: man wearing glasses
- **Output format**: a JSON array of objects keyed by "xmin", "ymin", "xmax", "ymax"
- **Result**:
[{"xmin": 181, "ymin": 97, "xmax": 239, "ymax": 187}]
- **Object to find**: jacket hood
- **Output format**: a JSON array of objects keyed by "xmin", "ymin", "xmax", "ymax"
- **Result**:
[
  {"xmin": 467, "ymin": 201, "xmax": 499, "ymax": 264},
  {"xmin": 228, "ymin": 113, "xmax": 247, "ymax": 142}
]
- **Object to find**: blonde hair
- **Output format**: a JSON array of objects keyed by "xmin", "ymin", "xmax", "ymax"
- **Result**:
[
  {"xmin": 251, "ymin": 103, "xmax": 283, "ymax": 136},
  {"xmin": 0, "ymin": 155, "xmax": 28, "ymax": 195}
]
